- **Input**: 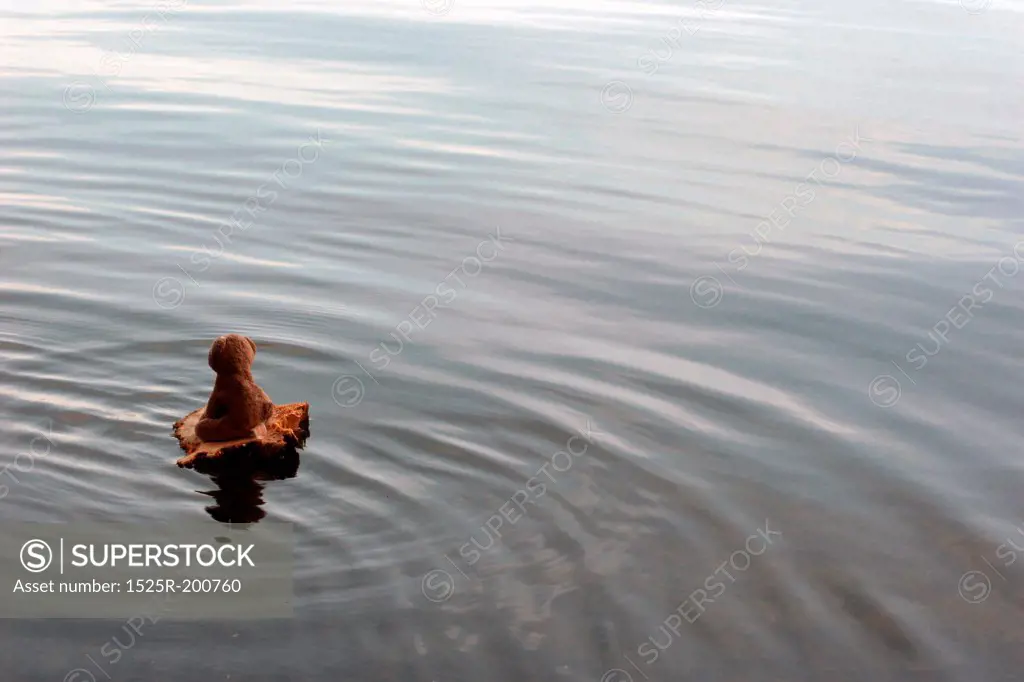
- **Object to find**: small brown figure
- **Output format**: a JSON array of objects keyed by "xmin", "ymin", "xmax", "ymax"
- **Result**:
[
  {"xmin": 173, "ymin": 335, "xmax": 310, "ymax": 472},
  {"xmin": 195, "ymin": 334, "xmax": 273, "ymax": 442}
]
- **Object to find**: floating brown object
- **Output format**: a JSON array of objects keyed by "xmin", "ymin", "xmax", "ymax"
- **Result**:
[
  {"xmin": 194, "ymin": 334, "xmax": 274, "ymax": 442},
  {"xmin": 174, "ymin": 401, "xmax": 310, "ymax": 473},
  {"xmin": 172, "ymin": 334, "xmax": 310, "ymax": 474}
]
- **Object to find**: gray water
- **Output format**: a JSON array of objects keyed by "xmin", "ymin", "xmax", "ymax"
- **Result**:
[{"xmin": 2, "ymin": 0, "xmax": 1024, "ymax": 680}]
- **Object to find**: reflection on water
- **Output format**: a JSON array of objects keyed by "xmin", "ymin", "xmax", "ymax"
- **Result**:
[
  {"xmin": 200, "ymin": 476, "xmax": 268, "ymax": 524},
  {"xmin": 199, "ymin": 459, "xmax": 300, "ymax": 525},
  {"xmin": 1, "ymin": 0, "xmax": 1024, "ymax": 680}
]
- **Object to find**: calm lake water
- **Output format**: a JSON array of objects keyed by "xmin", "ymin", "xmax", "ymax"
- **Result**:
[{"xmin": 2, "ymin": 0, "xmax": 1024, "ymax": 679}]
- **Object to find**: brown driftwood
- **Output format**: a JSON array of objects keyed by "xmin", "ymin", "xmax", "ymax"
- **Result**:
[{"xmin": 173, "ymin": 402, "xmax": 310, "ymax": 474}]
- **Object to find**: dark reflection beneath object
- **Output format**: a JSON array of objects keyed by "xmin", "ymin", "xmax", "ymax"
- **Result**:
[{"xmin": 196, "ymin": 455, "xmax": 300, "ymax": 524}]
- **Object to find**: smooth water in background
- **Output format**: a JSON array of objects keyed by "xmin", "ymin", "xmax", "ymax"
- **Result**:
[{"xmin": 2, "ymin": 0, "xmax": 1024, "ymax": 679}]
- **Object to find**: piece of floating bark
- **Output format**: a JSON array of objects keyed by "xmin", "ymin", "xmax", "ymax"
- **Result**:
[{"xmin": 174, "ymin": 402, "xmax": 310, "ymax": 473}]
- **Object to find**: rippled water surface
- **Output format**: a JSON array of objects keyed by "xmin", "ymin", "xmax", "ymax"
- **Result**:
[{"xmin": 2, "ymin": 0, "xmax": 1024, "ymax": 679}]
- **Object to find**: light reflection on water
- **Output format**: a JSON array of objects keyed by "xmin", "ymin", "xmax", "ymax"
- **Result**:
[{"xmin": 1, "ymin": 0, "xmax": 1023, "ymax": 680}]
